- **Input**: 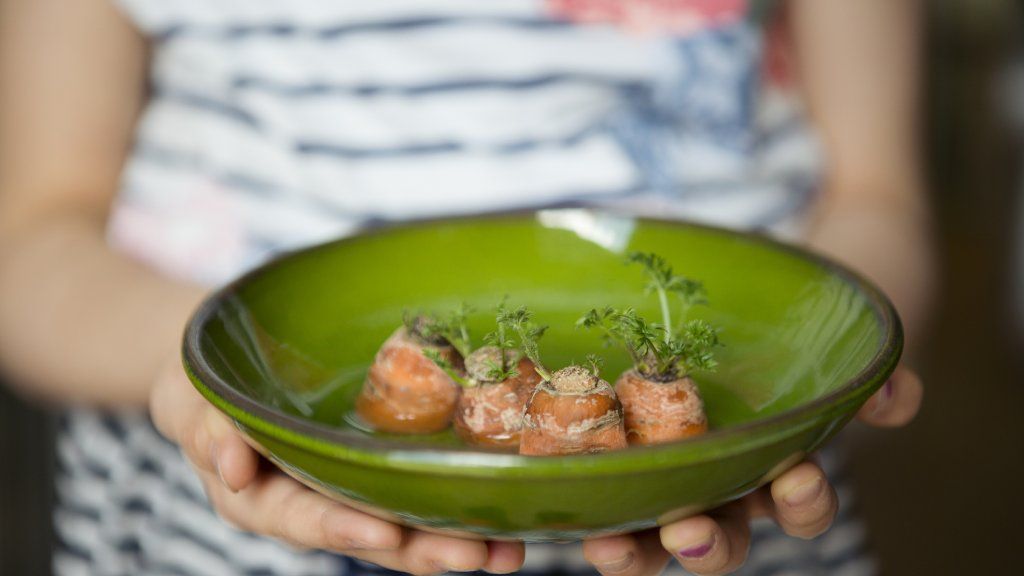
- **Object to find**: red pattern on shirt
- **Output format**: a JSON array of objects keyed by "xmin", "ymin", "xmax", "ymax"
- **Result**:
[{"xmin": 546, "ymin": 0, "xmax": 746, "ymax": 35}]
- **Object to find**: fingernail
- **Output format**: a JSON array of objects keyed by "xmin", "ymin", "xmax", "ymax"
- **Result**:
[
  {"xmin": 343, "ymin": 539, "xmax": 393, "ymax": 552},
  {"xmin": 597, "ymin": 553, "xmax": 635, "ymax": 573},
  {"xmin": 678, "ymin": 534, "xmax": 715, "ymax": 559},
  {"xmin": 211, "ymin": 444, "xmax": 234, "ymax": 493},
  {"xmin": 783, "ymin": 477, "xmax": 824, "ymax": 507}
]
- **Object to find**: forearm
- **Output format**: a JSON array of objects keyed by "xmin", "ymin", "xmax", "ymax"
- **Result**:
[
  {"xmin": 806, "ymin": 180, "xmax": 935, "ymax": 353},
  {"xmin": 0, "ymin": 0, "xmax": 181, "ymax": 407},
  {"xmin": 0, "ymin": 212, "xmax": 204, "ymax": 408},
  {"xmin": 790, "ymin": 0, "xmax": 932, "ymax": 351}
]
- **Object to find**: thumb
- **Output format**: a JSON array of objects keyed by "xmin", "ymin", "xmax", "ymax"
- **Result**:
[{"xmin": 856, "ymin": 366, "xmax": 923, "ymax": 427}]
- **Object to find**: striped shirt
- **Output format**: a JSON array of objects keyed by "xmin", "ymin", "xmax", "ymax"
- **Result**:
[{"xmin": 54, "ymin": 1, "xmax": 873, "ymax": 574}]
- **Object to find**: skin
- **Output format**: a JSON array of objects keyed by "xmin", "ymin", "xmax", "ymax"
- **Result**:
[
  {"xmin": 454, "ymin": 354, "xmax": 541, "ymax": 448},
  {"xmin": 614, "ymin": 370, "xmax": 708, "ymax": 445},
  {"xmin": 356, "ymin": 327, "xmax": 461, "ymax": 434},
  {"xmin": 0, "ymin": 0, "xmax": 929, "ymax": 574}
]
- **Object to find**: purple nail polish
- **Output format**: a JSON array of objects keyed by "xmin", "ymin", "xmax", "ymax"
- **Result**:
[
  {"xmin": 870, "ymin": 380, "xmax": 894, "ymax": 418},
  {"xmin": 678, "ymin": 539, "xmax": 714, "ymax": 559}
]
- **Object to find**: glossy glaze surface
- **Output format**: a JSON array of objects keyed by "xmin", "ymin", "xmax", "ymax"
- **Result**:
[{"xmin": 183, "ymin": 209, "xmax": 901, "ymax": 540}]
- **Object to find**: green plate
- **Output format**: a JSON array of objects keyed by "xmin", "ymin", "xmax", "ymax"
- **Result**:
[{"xmin": 183, "ymin": 209, "xmax": 901, "ymax": 542}]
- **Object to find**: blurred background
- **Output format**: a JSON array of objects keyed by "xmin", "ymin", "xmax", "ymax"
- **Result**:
[
  {"xmin": 841, "ymin": 1, "xmax": 1024, "ymax": 573},
  {"xmin": 2, "ymin": 1, "xmax": 1023, "ymax": 574}
]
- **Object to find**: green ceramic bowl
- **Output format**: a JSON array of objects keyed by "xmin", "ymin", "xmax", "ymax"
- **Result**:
[{"xmin": 183, "ymin": 209, "xmax": 901, "ymax": 542}]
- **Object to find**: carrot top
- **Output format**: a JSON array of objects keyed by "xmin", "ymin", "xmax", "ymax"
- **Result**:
[
  {"xmin": 419, "ymin": 300, "xmax": 542, "ymax": 387},
  {"xmin": 479, "ymin": 299, "xmax": 525, "ymax": 382},
  {"xmin": 402, "ymin": 304, "xmax": 473, "ymax": 356},
  {"xmin": 498, "ymin": 305, "xmax": 552, "ymax": 381},
  {"xmin": 577, "ymin": 252, "xmax": 720, "ymax": 381}
]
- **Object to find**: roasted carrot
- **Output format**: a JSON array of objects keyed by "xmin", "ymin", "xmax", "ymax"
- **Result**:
[
  {"xmin": 578, "ymin": 252, "xmax": 720, "ymax": 445},
  {"xmin": 355, "ymin": 312, "xmax": 467, "ymax": 434}
]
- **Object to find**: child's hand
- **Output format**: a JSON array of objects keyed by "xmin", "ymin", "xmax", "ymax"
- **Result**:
[
  {"xmin": 149, "ymin": 358, "xmax": 525, "ymax": 575},
  {"xmin": 582, "ymin": 366, "xmax": 923, "ymax": 576}
]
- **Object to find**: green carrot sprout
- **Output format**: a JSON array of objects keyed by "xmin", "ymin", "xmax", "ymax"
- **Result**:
[
  {"xmin": 625, "ymin": 252, "xmax": 707, "ymax": 338},
  {"xmin": 499, "ymin": 305, "xmax": 551, "ymax": 381},
  {"xmin": 421, "ymin": 348, "xmax": 471, "ymax": 387},
  {"xmin": 402, "ymin": 310, "xmax": 446, "ymax": 344},
  {"xmin": 416, "ymin": 300, "xmax": 539, "ymax": 385},
  {"xmin": 448, "ymin": 302, "xmax": 473, "ymax": 357},
  {"xmin": 481, "ymin": 298, "xmax": 521, "ymax": 382},
  {"xmin": 403, "ymin": 303, "xmax": 474, "ymax": 357},
  {"xmin": 577, "ymin": 253, "xmax": 719, "ymax": 381},
  {"xmin": 585, "ymin": 353, "xmax": 604, "ymax": 377}
]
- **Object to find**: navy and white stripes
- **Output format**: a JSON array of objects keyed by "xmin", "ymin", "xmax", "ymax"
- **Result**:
[
  {"xmin": 53, "ymin": 411, "xmax": 873, "ymax": 576},
  {"xmin": 54, "ymin": 412, "xmax": 343, "ymax": 576}
]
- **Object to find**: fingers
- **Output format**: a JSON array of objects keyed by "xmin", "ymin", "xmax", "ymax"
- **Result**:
[
  {"xmin": 857, "ymin": 366, "xmax": 923, "ymax": 427},
  {"xmin": 151, "ymin": 362, "xmax": 259, "ymax": 491},
  {"xmin": 399, "ymin": 531, "xmax": 490, "ymax": 574},
  {"xmin": 148, "ymin": 361, "xmax": 201, "ymax": 442},
  {"xmin": 354, "ymin": 529, "xmax": 503, "ymax": 575},
  {"xmin": 198, "ymin": 468, "xmax": 404, "ymax": 552},
  {"xmin": 661, "ymin": 504, "xmax": 751, "ymax": 576},
  {"xmin": 584, "ymin": 534, "xmax": 640, "ymax": 576},
  {"xmin": 483, "ymin": 541, "xmax": 526, "ymax": 574},
  {"xmin": 584, "ymin": 530, "xmax": 670, "ymax": 576},
  {"xmin": 769, "ymin": 461, "xmax": 838, "ymax": 539},
  {"xmin": 158, "ymin": 362, "xmax": 517, "ymax": 576},
  {"xmin": 354, "ymin": 535, "xmax": 518, "ymax": 576},
  {"xmin": 212, "ymin": 430, "xmax": 260, "ymax": 492},
  {"xmin": 198, "ymin": 468, "xmax": 515, "ymax": 575}
]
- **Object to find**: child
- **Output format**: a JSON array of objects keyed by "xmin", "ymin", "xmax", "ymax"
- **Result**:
[{"xmin": 0, "ymin": 0, "xmax": 928, "ymax": 574}]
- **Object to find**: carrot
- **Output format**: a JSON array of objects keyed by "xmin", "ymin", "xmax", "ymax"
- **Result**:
[
  {"xmin": 413, "ymin": 301, "xmax": 543, "ymax": 448},
  {"xmin": 614, "ymin": 369, "xmax": 707, "ymax": 444},
  {"xmin": 577, "ymin": 252, "xmax": 720, "ymax": 446},
  {"xmin": 520, "ymin": 364, "xmax": 628, "ymax": 456},
  {"xmin": 494, "ymin": 306, "xmax": 627, "ymax": 456},
  {"xmin": 355, "ymin": 312, "xmax": 466, "ymax": 434},
  {"xmin": 452, "ymin": 346, "xmax": 541, "ymax": 448}
]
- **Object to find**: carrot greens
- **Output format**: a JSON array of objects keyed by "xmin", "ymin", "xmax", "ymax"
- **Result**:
[
  {"xmin": 419, "ymin": 301, "xmax": 542, "ymax": 386},
  {"xmin": 498, "ymin": 305, "xmax": 551, "ymax": 381},
  {"xmin": 402, "ymin": 303, "xmax": 473, "ymax": 357},
  {"xmin": 577, "ymin": 252, "xmax": 720, "ymax": 381},
  {"xmin": 480, "ymin": 299, "xmax": 523, "ymax": 382},
  {"xmin": 407, "ymin": 304, "xmax": 475, "ymax": 387},
  {"xmin": 421, "ymin": 348, "xmax": 471, "ymax": 388}
]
